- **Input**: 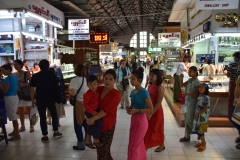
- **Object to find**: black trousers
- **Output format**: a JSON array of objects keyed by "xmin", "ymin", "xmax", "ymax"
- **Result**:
[
  {"xmin": 85, "ymin": 111, "xmax": 103, "ymax": 139},
  {"xmin": 37, "ymin": 101, "xmax": 58, "ymax": 135}
]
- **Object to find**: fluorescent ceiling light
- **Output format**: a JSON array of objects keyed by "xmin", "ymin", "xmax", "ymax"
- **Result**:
[
  {"xmin": 0, "ymin": 32, "xmax": 20, "ymax": 35},
  {"xmin": 47, "ymin": 20, "xmax": 63, "ymax": 29},
  {"xmin": 27, "ymin": 12, "xmax": 46, "ymax": 22},
  {"xmin": 22, "ymin": 32, "xmax": 43, "ymax": 39},
  {"xmin": 214, "ymin": 33, "xmax": 240, "ymax": 37}
]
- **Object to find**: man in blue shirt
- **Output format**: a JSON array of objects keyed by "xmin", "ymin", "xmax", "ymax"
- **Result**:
[{"xmin": 116, "ymin": 59, "xmax": 131, "ymax": 109}]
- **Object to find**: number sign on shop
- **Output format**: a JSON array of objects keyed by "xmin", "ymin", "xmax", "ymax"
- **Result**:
[
  {"xmin": 90, "ymin": 32, "xmax": 109, "ymax": 44},
  {"xmin": 215, "ymin": 13, "xmax": 240, "ymax": 27},
  {"xmin": 148, "ymin": 46, "xmax": 162, "ymax": 53},
  {"xmin": 158, "ymin": 32, "xmax": 181, "ymax": 47}
]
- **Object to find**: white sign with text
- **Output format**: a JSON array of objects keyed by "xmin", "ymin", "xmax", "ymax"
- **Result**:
[
  {"xmin": 195, "ymin": 0, "xmax": 239, "ymax": 10},
  {"xmin": 158, "ymin": 32, "xmax": 181, "ymax": 47},
  {"xmin": 68, "ymin": 19, "xmax": 90, "ymax": 34}
]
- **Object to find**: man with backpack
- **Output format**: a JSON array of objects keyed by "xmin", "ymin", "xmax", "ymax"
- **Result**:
[{"xmin": 116, "ymin": 59, "xmax": 131, "ymax": 109}]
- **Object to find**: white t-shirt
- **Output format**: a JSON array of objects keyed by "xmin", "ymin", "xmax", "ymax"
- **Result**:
[
  {"xmin": 176, "ymin": 62, "xmax": 187, "ymax": 76},
  {"xmin": 69, "ymin": 76, "xmax": 88, "ymax": 101}
]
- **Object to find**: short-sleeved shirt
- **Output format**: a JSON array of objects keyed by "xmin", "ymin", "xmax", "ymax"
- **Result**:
[
  {"xmin": 69, "ymin": 76, "xmax": 88, "ymax": 101},
  {"xmin": 176, "ymin": 62, "xmax": 187, "ymax": 76},
  {"xmin": 130, "ymin": 88, "xmax": 150, "ymax": 109},
  {"xmin": 2, "ymin": 75, "xmax": 18, "ymax": 96},
  {"xmin": 30, "ymin": 71, "xmax": 59, "ymax": 105},
  {"xmin": 116, "ymin": 67, "xmax": 131, "ymax": 82},
  {"xmin": 98, "ymin": 86, "xmax": 121, "ymax": 132},
  {"xmin": 227, "ymin": 61, "xmax": 240, "ymax": 81},
  {"xmin": 186, "ymin": 78, "xmax": 200, "ymax": 102},
  {"xmin": 83, "ymin": 89, "xmax": 99, "ymax": 114}
]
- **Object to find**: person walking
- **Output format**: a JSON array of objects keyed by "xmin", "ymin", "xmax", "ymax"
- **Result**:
[
  {"xmin": 127, "ymin": 67, "xmax": 153, "ymax": 160},
  {"xmin": 179, "ymin": 66, "xmax": 200, "ymax": 142},
  {"xmin": 13, "ymin": 60, "xmax": 33, "ymax": 132},
  {"xmin": 69, "ymin": 64, "xmax": 88, "ymax": 150},
  {"xmin": 30, "ymin": 59, "xmax": 62, "ymax": 143},
  {"xmin": 116, "ymin": 59, "xmax": 131, "ymax": 109},
  {"xmin": 0, "ymin": 64, "xmax": 20, "ymax": 141},
  {"xmin": 227, "ymin": 51, "xmax": 240, "ymax": 116},
  {"xmin": 144, "ymin": 69, "xmax": 165, "ymax": 152},
  {"xmin": 173, "ymin": 58, "xmax": 189, "ymax": 102},
  {"xmin": 86, "ymin": 69, "xmax": 121, "ymax": 160}
]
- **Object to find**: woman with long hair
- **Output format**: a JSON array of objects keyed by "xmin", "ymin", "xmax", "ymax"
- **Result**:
[
  {"xmin": 13, "ymin": 60, "xmax": 33, "ymax": 132},
  {"xmin": 144, "ymin": 69, "xmax": 165, "ymax": 152}
]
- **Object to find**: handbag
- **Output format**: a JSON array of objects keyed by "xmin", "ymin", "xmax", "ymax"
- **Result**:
[
  {"xmin": 50, "ymin": 72, "xmax": 63, "ymax": 104},
  {"xmin": 70, "ymin": 78, "xmax": 84, "ymax": 106},
  {"xmin": 30, "ymin": 105, "xmax": 39, "ymax": 126},
  {"xmin": 20, "ymin": 71, "xmax": 31, "ymax": 101}
]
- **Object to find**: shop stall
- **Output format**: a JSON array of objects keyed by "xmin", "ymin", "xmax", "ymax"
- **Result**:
[{"xmin": 0, "ymin": 0, "xmax": 64, "ymax": 67}]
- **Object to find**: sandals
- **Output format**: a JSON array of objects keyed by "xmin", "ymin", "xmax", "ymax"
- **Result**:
[
  {"xmin": 179, "ymin": 137, "xmax": 190, "ymax": 142},
  {"xmin": 8, "ymin": 135, "xmax": 21, "ymax": 141},
  {"xmin": 85, "ymin": 141, "xmax": 96, "ymax": 149},
  {"xmin": 93, "ymin": 142, "xmax": 103, "ymax": 148},
  {"xmin": 19, "ymin": 127, "xmax": 25, "ymax": 132},
  {"xmin": 235, "ymin": 137, "xmax": 240, "ymax": 143},
  {"xmin": 194, "ymin": 143, "xmax": 202, "ymax": 148},
  {"xmin": 154, "ymin": 146, "xmax": 165, "ymax": 152},
  {"xmin": 197, "ymin": 145, "xmax": 206, "ymax": 152},
  {"xmin": 30, "ymin": 126, "xmax": 34, "ymax": 133},
  {"xmin": 8, "ymin": 131, "xmax": 14, "ymax": 136},
  {"xmin": 236, "ymin": 144, "xmax": 240, "ymax": 149}
]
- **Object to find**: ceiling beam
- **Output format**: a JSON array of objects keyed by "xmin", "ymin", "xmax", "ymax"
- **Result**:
[
  {"xmin": 116, "ymin": 0, "xmax": 134, "ymax": 34},
  {"xmin": 139, "ymin": 0, "xmax": 143, "ymax": 30},
  {"xmin": 94, "ymin": 0, "xmax": 125, "ymax": 35}
]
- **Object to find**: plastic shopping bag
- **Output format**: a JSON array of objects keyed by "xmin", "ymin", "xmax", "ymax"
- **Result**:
[
  {"xmin": 181, "ymin": 104, "xmax": 187, "ymax": 113},
  {"xmin": 30, "ymin": 107, "xmax": 39, "ymax": 126}
]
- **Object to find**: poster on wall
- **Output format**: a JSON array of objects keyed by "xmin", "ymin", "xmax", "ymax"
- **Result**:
[
  {"xmin": 158, "ymin": 32, "xmax": 181, "ymax": 47},
  {"xmin": 68, "ymin": 19, "xmax": 90, "ymax": 34},
  {"xmin": 195, "ymin": 0, "xmax": 239, "ymax": 10}
]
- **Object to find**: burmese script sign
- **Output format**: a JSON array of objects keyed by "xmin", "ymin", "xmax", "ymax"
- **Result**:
[
  {"xmin": 158, "ymin": 32, "xmax": 181, "ymax": 47},
  {"xmin": 195, "ymin": 0, "xmax": 239, "ymax": 10}
]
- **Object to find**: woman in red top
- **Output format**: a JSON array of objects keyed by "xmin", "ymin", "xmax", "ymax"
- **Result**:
[
  {"xmin": 87, "ymin": 69, "xmax": 121, "ymax": 160},
  {"xmin": 144, "ymin": 69, "xmax": 165, "ymax": 152}
]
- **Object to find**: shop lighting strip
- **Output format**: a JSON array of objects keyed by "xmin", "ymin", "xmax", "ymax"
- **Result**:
[
  {"xmin": 214, "ymin": 33, "xmax": 240, "ymax": 37},
  {"xmin": 21, "ymin": 32, "xmax": 43, "ymax": 39},
  {"xmin": 0, "ymin": 32, "xmax": 20, "ymax": 35}
]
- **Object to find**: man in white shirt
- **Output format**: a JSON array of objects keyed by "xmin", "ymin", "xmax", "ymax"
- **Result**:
[{"xmin": 173, "ymin": 58, "xmax": 189, "ymax": 102}]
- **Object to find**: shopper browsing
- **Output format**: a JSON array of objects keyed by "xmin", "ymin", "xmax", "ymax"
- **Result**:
[
  {"xmin": 192, "ymin": 84, "xmax": 210, "ymax": 152},
  {"xmin": 127, "ymin": 67, "xmax": 153, "ymax": 160},
  {"xmin": 179, "ymin": 66, "xmax": 200, "ymax": 142},
  {"xmin": 83, "ymin": 75, "xmax": 103, "ymax": 149},
  {"xmin": 0, "ymin": 64, "xmax": 20, "ymax": 141}
]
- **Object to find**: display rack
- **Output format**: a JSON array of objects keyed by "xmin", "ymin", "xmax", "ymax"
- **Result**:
[
  {"xmin": 0, "ymin": 34, "xmax": 16, "ymax": 66},
  {"xmin": 86, "ymin": 52, "xmax": 98, "ymax": 65}
]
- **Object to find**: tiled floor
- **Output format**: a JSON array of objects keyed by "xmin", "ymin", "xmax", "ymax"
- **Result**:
[
  {"xmin": 0, "ymin": 99, "xmax": 239, "ymax": 160},
  {"xmin": 0, "ymin": 66, "xmax": 240, "ymax": 160}
]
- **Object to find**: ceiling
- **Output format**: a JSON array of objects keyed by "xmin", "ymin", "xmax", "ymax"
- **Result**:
[{"xmin": 44, "ymin": 0, "xmax": 180, "ymax": 37}]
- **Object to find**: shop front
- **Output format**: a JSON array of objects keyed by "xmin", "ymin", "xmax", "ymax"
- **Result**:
[
  {"xmin": 165, "ymin": 1, "xmax": 240, "ymax": 127},
  {"xmin": 0, "ymin": 0, "xmax": 64, "ymax": 69}
]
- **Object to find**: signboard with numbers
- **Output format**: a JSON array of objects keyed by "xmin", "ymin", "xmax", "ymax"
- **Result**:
[
  {"xmin": 158, "ymin": 32, "xmax": 181, "ymax": 47},
  {"xmin": 90, "ymin": 32, "xmax": 109, "ymax": 44}
]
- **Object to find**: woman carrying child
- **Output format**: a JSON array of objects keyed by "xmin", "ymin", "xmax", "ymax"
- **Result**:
[
  {"xmin": 179, "ymin": 66, "xmax": 200, "ymax": 142},
  {"xmin": 192, "ymin": 83, "xmax": 210, "ymax": 152}
]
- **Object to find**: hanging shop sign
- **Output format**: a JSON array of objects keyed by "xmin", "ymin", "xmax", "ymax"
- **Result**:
[
  {"xmin": 27, "ymin": 0, "xmax": 63, "ymax": 24},
  {"xmin": 195, "ymin": 0, "xmax": 239, "ymax": 10},
  {"xmin": 203, "ymin": 21, "xmax": 211, "ymax": 32},
  {"xmin": 68, "ymin": 19, "xmax": 90, "ymax": 34},
  {"xmin": 68, "ymin": 35, "xmax": 90, "ymax": 40},
  {"xmin": 90, "ymin": 32, "xmax": 109, "ymax": 44},
  {"xmin": 151, "ymin": 39, "xmax": 158, "ymax": 47},
  {"xmin": 158, "ymin": 32, "xmax": 181, "ymax": 47},
  {"xmin": 215, "ymin": 13, "xmax": 240, "ymax": 27},
  {"xmin": 148, "ymin": 46, "xmax": 162, "ymax": 53},
  {"xmin": 100, "ymin": 44, "xmax": 111, "ymax": 52}
]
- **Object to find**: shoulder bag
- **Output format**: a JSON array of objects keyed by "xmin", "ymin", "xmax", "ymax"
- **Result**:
[
  {"xmin": 20, "ymin": 71, "xmax": 31, "ymax": 101},
  {"xmin": 50, "ymin": 72, "xmax": 63, "ymax": 104},
  {"xmin": 70, "ymin": 78, "xmax": 84, "ymax": 106}
]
